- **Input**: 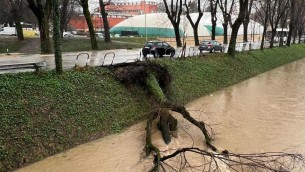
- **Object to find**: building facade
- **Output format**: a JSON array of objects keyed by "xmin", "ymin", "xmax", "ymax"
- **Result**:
[{"xmin": 69, "ymin": 0, "xmax": 158, "ymax": 33}]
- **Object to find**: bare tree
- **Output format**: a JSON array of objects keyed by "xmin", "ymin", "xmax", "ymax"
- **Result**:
[
  {"xmin": 295, "ymin": 1, "xmax": 305, "ymax": 43},
  {"xmin": 209, "ymin": 0, "xmax": 219, "ymax": 40},
  {"xmin": 267, "ymin": 0, "xmax": 290, "ymax": 48},
  {"xmin": 243, "ymin": 0, "xmax": 254, "ymax": 42},
  {"xmin": 4, "ymin": 0, "xmax": 25, "ymax": 40},
  {"xmin": 183, "ymin": 0, "xmax": 204, "ymax": 46},
  {"xmin": 287, "ymin": 0, "xmax": 305, "ymax": 45},
  {"xmin": 163, "ymin": 0, "xmax": 183, "ymax": 47},
  {"xmin": 227, "ymin": 0, "xmax": 249, "ymax": 55},
  {"xmin": 255, "ymin": 0, "xmax": 271, "ymax": 50},
  {"xmin": 286, "ymin": 0, "xmax": 295, "ymax": 46},
  {"xmin": 0, "ymin": 1, "xmax": 12, "ymax": 25},
  {"xmin": 27, "ymin": 0, "xmax": 52, "ymax": 54},
  {"xmin": 99, "ymin": 0, "xmax": 111, "ymax": 43},
  {"xmin": 52, "ymin": 0, "xmax": 63, "ymax": 74},
  {"xmin": 60, "ymin": 0, "xmax": 78, "ymax": 35},
  {"xmin": 78, "ymin": 0, "xmax": 98, "ymax": 50},
  {"xmin": 218, "ymin": 0, "xmax": 235, "ymax": 44}
]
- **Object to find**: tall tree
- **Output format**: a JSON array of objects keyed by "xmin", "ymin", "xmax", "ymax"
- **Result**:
[
  {"xmin": 5, "ymin": 0, "xmax": 25, "ymax": 40},
  {"xmin": 52, "ymin": 0, "xmax": 63, "ymax": 74},
  {"xmin": 27, "ymin": 0, "xmax": 52, "ymax": 54},
  {"xmin": 243, "ymin": 0, "xmax": 254, "ymax": 42},
  {"xmin": 0, "ymin": 1, "xmax": 12, "ymax": 25},
  {"xmin": 99, "ymin": 0, "xmax": 111, "ymax": 43},
  {"xmin": 163, "ymin": 0, "xmax": 183, "ymax": 47},
  {"xmin": 78, "ymin": 0, "xmax": 98, "ymax": 50},
  {"xmin": 218, "ymin": 0, "xmax": 235, "ymax": 44},
  {"xmin": 60, "ymin": 0, "xmax": 69, "ymax": 35},
  {"xmin": 184, "ymin": 0, "xmax": 204, "ymax": 46},
  {"xmin": 255, "ymin": 0, "xmax": 271, "ymax": 50},
  {"xmin": 227, "ymin": 0, "xmax": 249, "ymax": 55},
  {"xmin": 209, "ymin": 0, "xmax": 218, "ymax": 40},
  {"xmin": 60, "ymin": 0, "xmax": 77, "ymax": 34},
  {"xmin": 295, "ymin": 0, "xmax": 305, "ymax": 43},
  {"xmin": 287, "ymin": 0, "xmax": 304, "ymax": 46},
  {"xmin": 267, "ymin": 0, "xmax": 290, "ymax": 48}
]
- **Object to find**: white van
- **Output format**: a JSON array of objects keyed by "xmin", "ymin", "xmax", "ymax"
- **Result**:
[{"xmin": 0, "ymin": 27, "xmax": 17, "ymax": 36}]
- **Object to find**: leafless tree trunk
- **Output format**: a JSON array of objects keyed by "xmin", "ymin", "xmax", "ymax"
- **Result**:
[
  {"xmin": 184, "ymin": 0, "xmax": 204, "ymax": 46},
  {"xmin": 52, "ymin": 0, "xmax": 63, "ymax": 74},
  {"xmin": 79, "ymin": 0, "xmax": 98, "ymax": 50},
  {"xmin": 27, "ymin": 0, "xmax": 53, "ymax": 54},
  {"xmin": 5, "ymin": 0, "xmax": 25, "ymax": 41},
  {"xmin": 99, "ymin": 0, "xmax": 111, "ymax": 43},
  {"xmin": 209, "ymin": 0, "xmax": 218, "ymax": 40},
  {"xmin": 60, "ymin": 0, "xmax": 69, "ymax": 37},
  {"xmin": 255, "ymin": 0, "xmax": 270, "ymax": 50},
  {"xmin": 218, "ymin": 0, "xmax": 234, "ymax": 44},
  {"xmin": 267, "ymin": 0, "xmax": 290, "ymax": 48},
  {"xmin": 286, "ymin": 0, "xmax": 295, "ymax": 46},
  {"xmin": 287, "ymin": 0, "xmax": 305, "ymax": 45},
  {"xmin": 227, "ymin": 0, "xmax": 249, "ymax": 55},
  {"xmin": 162, "ymin": 0, "xmax": 183, "ymax": 47},
  {"xmin": 243, "ymin": 0, "xmax": 254, "ymax": 42}
]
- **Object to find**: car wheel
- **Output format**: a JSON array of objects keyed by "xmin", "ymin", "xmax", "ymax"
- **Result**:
[
  {"xmin": 170, "ymin": 50, "xmax": 175, "ymax": 57},
  {"xmin": 153, "ymin": 52, "xmax": 159, "ymax": 58}
]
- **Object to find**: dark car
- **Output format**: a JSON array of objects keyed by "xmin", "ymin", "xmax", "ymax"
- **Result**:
[
  {"xmin": 142, "ymin": 41, "xmax": 175, "ymax": 58},
  {"xmin": 299, "ymin": 35, "xmax": 305, "ymax": 43},
  {"xmin": 198, "ymin": 40, "xmax": 223, "ymax": 53}
]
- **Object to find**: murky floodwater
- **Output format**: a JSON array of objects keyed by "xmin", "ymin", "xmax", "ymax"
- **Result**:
[{"xmin": 17, "ymin": 58, "xmax": 305, "ymax": 172}]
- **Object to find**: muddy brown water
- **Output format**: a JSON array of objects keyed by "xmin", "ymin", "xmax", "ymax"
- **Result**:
[{"xmin": 17, "ymin": 59, "xmax": 305, "ymax": 171}]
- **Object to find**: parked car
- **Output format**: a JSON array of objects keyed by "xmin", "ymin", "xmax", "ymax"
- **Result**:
[
  {"xmin": 114, "ymin": 34, "xmax": 121, "ymax": 37},
  {"xmin": 63, "ymin": 31, "xmax": 74, "ymax": 37},
  {"xmin": 142, "ymin": 40, "xmax": 175, "ymax": 58},
  {"xmin": 95, "ymin": 33, "xmax": 104, "ymax": 38},
  {"xmin": 0, "ymin": 27, "xmax": 16, "ymax": 36},
  {"xmin": 299, "ymin": 35, "xmax": 305, "ymax": 43},
  {"xmin": 198, "ymin": 40, "xmax": 223, "ymax": 53}
]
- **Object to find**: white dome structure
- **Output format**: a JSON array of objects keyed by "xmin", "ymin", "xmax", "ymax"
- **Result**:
[{"xmin": 110, "ymin": 12, "xmax": 263, "ymax": 37}]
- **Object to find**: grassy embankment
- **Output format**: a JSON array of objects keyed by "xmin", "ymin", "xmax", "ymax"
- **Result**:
[
  {"xmin": 0, "ymin": 37, "xmax": 156, "ymax": 54},
  {"xmin": 1, "ymin": 44, "xmax": 305, "ymax": 171}
]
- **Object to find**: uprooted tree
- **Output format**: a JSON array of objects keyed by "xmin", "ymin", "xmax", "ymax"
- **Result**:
[{"xmin": 108, "ymin": 61, "xmax": 305, "ymax": 171}]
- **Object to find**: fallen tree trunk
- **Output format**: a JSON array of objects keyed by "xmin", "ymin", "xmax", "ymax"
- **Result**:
[{"xmin": 109, "ymin": 61, "xmax": 305, "ymax": 172}]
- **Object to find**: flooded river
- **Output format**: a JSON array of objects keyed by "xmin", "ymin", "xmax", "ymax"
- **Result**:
[{"xmin": 17, "ymin": 58, "xmax": 305, "ymax": 171}]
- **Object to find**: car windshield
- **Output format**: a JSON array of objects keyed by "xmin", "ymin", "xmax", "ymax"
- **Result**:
[
  {"xmin": 201, "ymin": 41, "xmax": 210, "ymax": 45},
  {"xmin": 145, "ymin": 42, "xmax": 155, "ymax": 47}
]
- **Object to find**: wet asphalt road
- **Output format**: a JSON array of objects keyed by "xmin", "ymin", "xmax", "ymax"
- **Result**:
[{"xmin": 0, "ymin": 49, "xmax": 148, "ymax": 74}]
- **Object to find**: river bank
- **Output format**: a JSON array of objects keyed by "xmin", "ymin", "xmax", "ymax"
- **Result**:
[{"xmin": 1, "ymin": 44, "xmax": 305, "ymax": 171}]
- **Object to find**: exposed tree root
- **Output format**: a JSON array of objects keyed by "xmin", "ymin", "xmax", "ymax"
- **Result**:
[
  {"xmin": 163, "ymin": 102, "xmax": 218, "ymax": 152},
  {"xmin": 109, "ymin": 61, "xmax": 305, "ymax": 172},
  {"xmin": 150, "ymin": 148, "xmax": 305, "ymax": 171}
]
